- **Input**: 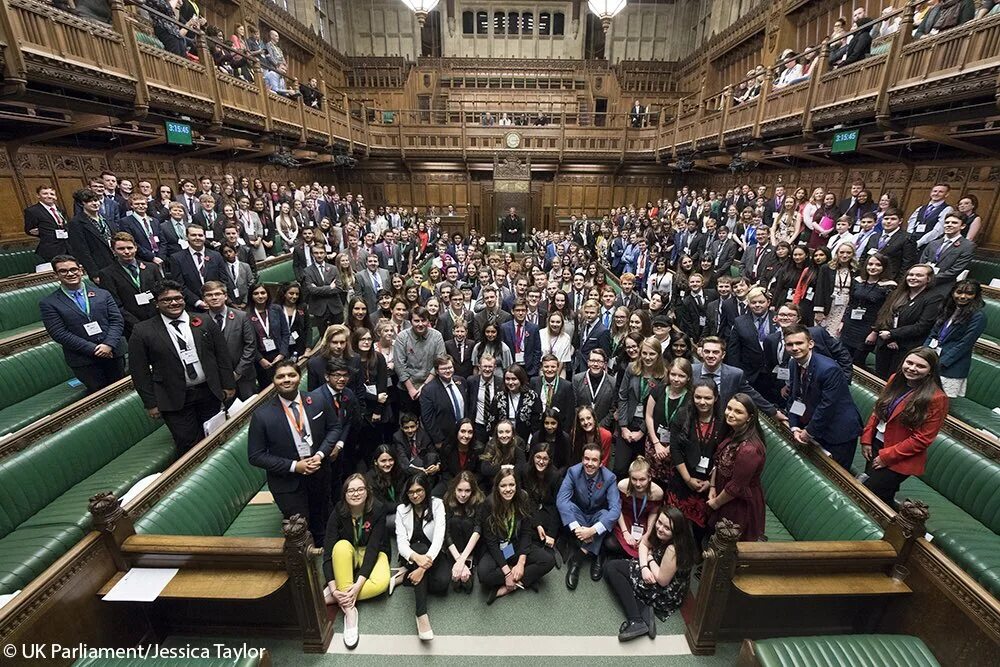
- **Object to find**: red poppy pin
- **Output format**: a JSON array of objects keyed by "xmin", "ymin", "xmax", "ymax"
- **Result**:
[
  {"xmin": 596, "ymin": 482, "xmax": 603, "ymax": 490},
  {"xmin": 228, "ymin": 311, "xmax": 236, "ymax": 320},
  {"xmin": 139, "ymin": 263, "xmax": 146, "ymax": 270},
  {"xmin": 251, "ymin": 315, "xmax": 258, "ymax": 322},
  {"xmin": 191, "ymin": 317, "xmax": 202, "ymax": 327},
  {"xmin": 305, "ymin": 396, "xmax": 313, "ymax": 405},
  {"xmin": 87, "ymin": 291, "xmax": 96, "ymax": 298},
  {"xmin": 363, "ymin": 521, "xmax": 371, "ymax": 532}
]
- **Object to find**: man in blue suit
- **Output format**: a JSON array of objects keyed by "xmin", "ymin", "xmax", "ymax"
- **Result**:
[
  {"xmin": 557, "ymin": 443, "xmax": 621, "ymax": 590},
  {"xmin": 248, "ymin": 360, "xmax": 341, "ymax": 546},
  {"xmin": 169, "ymin": 224, "xmax": 232, "ymax": 311},
  {"xmin": 784, "ymin": 325, "xmax": 863, "ymax": 470},
  {"xmin": 500, "ymin": 300, "xmax": 541, "ymax": 377},
  {"xmin": 39, "ymin": 254, "xmax": 126, "ymax": 394},
  {"xmin": 573, "ymin": 299, "xmax": 612, "ymax": 374}
]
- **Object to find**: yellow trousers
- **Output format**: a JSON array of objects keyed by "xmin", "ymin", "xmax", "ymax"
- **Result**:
[{"xmin": 332, "ymin": 540, "xmax": 390, "ymax": 600}]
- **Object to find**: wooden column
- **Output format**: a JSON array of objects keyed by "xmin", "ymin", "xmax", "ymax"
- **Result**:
[
  {"xmin": 281, "ymin": 515, "xmax": 334, "ymax": 653},
  {"xmin": 110, "ymin": 0, "xmax": 148, "ymax": 115},
  {"xmin": 685, "ymin": 519, "xmax": 742, "ymax": 655},
  {"xmin": 197, "ymin": 32, "xmax": 224, "ymax": 129},
  {"xmin": 88, "ymin": 491, "xmax": 136, "ymax": 572},
  {"xmin": 876, "ymin": 3, "xmax": 916, "ymax": 127}
]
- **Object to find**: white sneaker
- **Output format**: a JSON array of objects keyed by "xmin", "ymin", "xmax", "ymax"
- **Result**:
[
  {"xmin": 343, "ymin": 607, "xmax": 359, "ymax": 650},
  {"xmin": 416, "ymin": 614, "xmax": 434, "ymax": 641}
]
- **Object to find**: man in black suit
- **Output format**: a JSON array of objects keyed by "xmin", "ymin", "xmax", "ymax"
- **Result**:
[
  {"xmin": 203, "ymin": 280, "xmax": 258, "ymax": 400},
  {"xmin": 629, "ymin": 99, "xmax": 645, "ymax": 128},
  {"xmin": 117, "ymin": 194, "xmax": 166, "ymax": 268},
  {"xmin": 128, "ymin": 279, "xmax": 236, "ymax": 454},
  {"xmin": 169, "ymin": 225, "xmax": 231, "ymax": 311},
  {"xmin": 501, "ymin": 207, "xmax": 524, "ymax": 250},
  {"xmin": 531, "ymin": 354, "xmax": 576, "ymax": 432},
  {"xmin": 308, "ymin": 358, "xmax": 361, "ymax": 492},
  {"xmin": 420, "ymin": 354, "xmax": 468, "ymax": 451},
  {"xmin": 40, "ymin": 255, "xmax": 127, "ymax": 394},
  {"xmin": 763, "ymin": 303, "xmax": 854, "ymax": 400},
  {"xmin": 862, "ymin": 208, "xmax": 917, "ymax": 282},
  {"xmin": 471, "ymin": 286, "xmax": 512, "ymax": 340},
  {"xmin": 830, "ymin": 16, "xmax": 872, "ymax": 68},
  {"xmin": 919, "ymin": 212, "xmax": 976, "ymax": 296},
  {"xmin": 677, "ymin": 273, "xmax": 718, "ymax": 343},
  {"xmin": 191, "ymin": 194, "xmax": 224, "ymax": 250},
  {"xmin": 68, "ymin": 188, "xmax": 117, "ymax": 284},
  {"xmin": 445, "ymin": 320, "xmax": 475, "ymax": 379},
  {"xmin": 248, "ymin": 360, "xmax": 339, "ymax": 546},
  {"xmin": 157, "ymin": 203, "xmax": 190, "ymax": 260},
  {"xmin": 763, "ymin": 185, "xmax": 786, "ymax": 225},
  {"xmin": 573, "ymin": 299, "xmax": 612, "ymax": 374},
  {"xmin": 300, "ymin": 244, "xmax": 346, "ymax": 332},
  {"xmin": 501, "ymin": 300, "xmax": 542, "ymax": 377},
  {"xmin": 742, "ymin": 226, "xmax": 777, "ymax": 285},
  {"xmin": 466, "ymin": 353, "xmax": 502, "ymax": 443},
  {"xmin": 726, "ymin": 287, "xmax": 780, "ymax": 394},
  {"xmin": 693, "ymin": 337, "xmax": 786, "ymax": 423},
  {"xmin": 97, "ymin": 232, "xmax": 163, "ymax": 339},
  {"xmin": 708, "ymin": 225, "xmax": 739, "ymax": 277},
  {"xmin": 24, "ymin": 184, "xmax": 71, "ymax": 262},
  {"xmin": 705, "ymin": 276, "xmax": 735, "ymax": 339},
  {"xmin": 572, "ymin": 348, "xmax": 617, "ymax": 431},
  {"xmin": 291, "ymin": 227, "xmax": 317, "ymax": 281}
]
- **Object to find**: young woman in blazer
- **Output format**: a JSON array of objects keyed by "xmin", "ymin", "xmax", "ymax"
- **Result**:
[
  {"xmin": 478, "ymin": 419, "xmax": 527, "ymax": 492},
  {"xmin": 323, "ymin": 473, "xmax": 391, "ymax": 650},
  {"xmin": 394, "ymin": 473, "xmax": 449, "ymax": 641},
  {"xmin": 365, "ymin": 444, "xmax": 405, "ymax": 532},
  {"xmin": 486, "ymin": 364, "xmax": 540, "ymax": 444},
  {"xmin": 519, "ymin": 440, "xmax": 563, "ymax": 555},
  {"xmin": 926, "ymin": 280, "xmax": 987, "ymax": 398},
  {"xmin": 813, "ymin": 242, "xmax": 856, "ymax": 337},
  {"xmin": 277, "ymin": 282, "xmax": 309, "ymax": 359},
  {"xmin": 840, "ymin": 252, "xmax": 896, "ymax": 367},
  {"xmin": 478, "ymin": 469, "xmax": 556, "ymax": 604},
  {"xmin": 248, "ymin": 284, "xmax": 290, "ymax": 387},
  {"xmin": 442, "ymin": 419, "xmax": 482, "ymax": 484},
  {"xmin": 352, "ymin": 327, "xmax": 391, "ymax": 450},
  {"xmin": 644, "ymin": 357, "xmax": 693, "ymax": 488},
  {"xmin": 571, "ymin": 405, "xmax": 614, "ymax": 468},
  {"xmin": 443, "ymin": 470, "xmax": 484, "ymax": 593},
  {"xmin": 873, "ymin": 264, "xmax": 943, "ymax": 380},
  {"xmin": 861, "ymin": 347, "xmax": 947, "ymax": 506},
  {"xmin": 616, "ymin": 336, "xmax": 667, "ymax": 478}
]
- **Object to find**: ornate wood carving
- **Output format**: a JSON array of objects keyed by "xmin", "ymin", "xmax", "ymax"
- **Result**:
[
  {"xmin": 89, "ymin": 491, "xmax": 136, "ymax": 571},
  {"xmin": 281, "ymin": 515, "xmax": 334, "ymax": 653},
  {"xmin": 685, "ymin": 519, "xmax": 742, "ymax": 655}
]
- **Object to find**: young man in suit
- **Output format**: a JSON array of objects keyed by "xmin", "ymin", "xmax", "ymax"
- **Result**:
[
  {"xmin": 445, "ymin": 321, "xmax": 475, "ymax": 379},
  {"xmin": 501, "ymin": 300, "xmax": 541, "ymax": 377},
  {"xmin": 40, "ymin": 254, "xmax": 127, "ymax": 394},
  {"xmin": 726, "ymin": 287, "xmax": 779, "ymax": 394},
  {"xmin": 863, "ymin": 208, "xmax": 917, "ymax": 282},
  {"xmin": 466, "ymin": 353, "xmax": 502, "ymax": 443},
  {"xmin": 157, "ymin": 202, "xmax": 190, "ymax": 260},
  {"xmin": 762, "ymin": 303, "xmax": 854, "ymax": 402},
  {"xmin": 918, "ymin": 212, "xmax": 975, "ymax": 296},
  {"xmin": 68, "ymin": 188, "xmax": 117, "ymax": 283},
  {"xmin": 117, "ymin": 195, "xmax": 165, "ymax": 268},
  {"xmin": 531, "ymin": 354, "xmax": 576, "ymax": 432},
  {"xmin": 308, "ymin": 358, "xmax": 360, "ymax": 495},
  {"xmin": 219, "ymin": 244, "xmax": 254, "ymax": 309},
  {"xmin": 191, "ymin": 194, "xmax": 223, "ymax": 250},
  {"xmin": 705, "ymin": 276, "xmax": 735, "ymax": 339},
  {"xmin": 300, "ymin": 244, "xmax": 346, "ymax": 332},
  {"xmin": 573, "ymin": 299, "xmax": 612, "ymax": 374},
  {"xmin": 471, "ymin": 286, "xmax": 511, "ymax": 341},
  {"xmin": 677, "ymin": 273, "xmax": 717, "ymax": 342},
  {"xmin": 128, "ymin": 279, "xmax": 236, "ymax": 454},
  {"xmin": 24, "ymin": 184, "xmax": 71, "ymax": 262},
  {"xmin": 906, "ymin": 183, "xmax": 953, "ymax": 249},
  {"xmin": 573, "ymin": 348, "xmax": 617, "ymax": 431},
  {"xmin": 169, "ymin": 225, "xmax": 231, "ymax": 311},
  {"xmin": 557, "ymin": 443, "xmax": 621, "ymax": 589},
  {"xmin": 355, "ymin": 253, "xmax": 390, "ymax": 314},
  {"xmin": 708, "ymin": 224, "xmax": 740, "ymax": 277},
  {"xmin": 291, "ymin": 227, "xmax": 317, "ymax": 281},
  {"xmin": 248, "ymin": 360, "xmax": 339, "ymax": 546},
  {"xmin": 97, "ymin": 232, "xmax": 162, "ymax": 340},
  {"xmin": 222, "ymin": 225, "xmax": 259, "ymax": 276},
  {"xmin": 784, "ymin": 325, "xmax": 863, "ymax": 470},
  {"xmin": 420, "ymin": 354, "xmax": 468, "ymax": 453},
  {"xmin": 693, "ymin": 337, "xmax": 786, "ymax": 423},
  {"xmin": 203, "ymin": 281, "xmax": 258, "ymax": 400},
  {"xmin": 614, "ymin": 274, "xmax": 645, "ymax": 311}
]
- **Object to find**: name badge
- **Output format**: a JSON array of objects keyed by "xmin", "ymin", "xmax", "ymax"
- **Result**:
[
  {"xmin": 929, "ymin": 338, "xmax": 939, "ymax": 349},
  {"xmin": 365, "ymin": 383, "xmax": 377, "ymax": 396},
  {"xmin": 696, "ymin": 456, "xmax": 710, "ymax": 474},
  {"xmin": 931, "ymin": 265, "xmax": 939, "ymax": 274},
  {"xmin": 263, "ymin": 337, "xmax": 277, "ymax": 352},
  {"xmin": 805, "ymin": 288, "xmax": 814, "ymax": 301},
  {"xmin": 152, "ymin": 235, "xmax": 159, "ymax": 243},
  {"xmin": 84, "ymin": 321, "xmax": 102, "ymax": 336},
  {"xmin": 499, "ymin": 541, "xmax": 515, "ymax": 560},
  {"xmin": 179, "ymin": 239, "xmax": 190, "ymax": 250},
  {"xmin": 656, "ymin": 426, "xmax": 670, "ymax": 444},
  {"xmin": 630, "ymin": 524, "xmax": 645, "ymax": 541},
  {"xmin": 867, "ymin": 248, "xmax": 877, "ymax": 255},
  {"xmin": 180, "ymin": 349, "xmax": 199, "ymax": 364},
  {"xmin": 290, "ymin": 331, "xmax": 299, "ymax": 342},
  {"xmin": 790, "ymin": 400, "xmax": 807, "ymax": 416},
  {"xmin": 387, "ymin": 258, "xmax": 394, "ymax": 266},
  {"xmin": 699, "ymin": 316, "xmax": 707, "ymax": 326},
  {"xmin": 633, "ymin": 404, "xmax": 644, "ymax": 418},
  {"xmin": 850, "ymin": 308, "xmax": 866, "ymax": 320},
  {"xmin": 915, "ymin": 223, "xmax": 926, "ymax": 233},
  {"xmin": 205, "ymin": 230, "xmax": 215, "ymax": 239},
  {"xmin": 892, "ymin": 316, "xmax": 899, "ymax": 328},
  {"xmin": 55, "ymin": 229, "xmax": 69, "ymax": 239},
  {"xmin": 774, "ymin": 366, "xmax": 790, "ymax": 381},
  {"xmin": 135, "ymin": 292, "xmax": 153, "ymax": 305},
  {"xmin": 515, "ymin": 352, "xmax": 525, "ymax": 364},
  {"xmin": 834, "ymin": 294, "xmax": 848, "ymax": 306}
]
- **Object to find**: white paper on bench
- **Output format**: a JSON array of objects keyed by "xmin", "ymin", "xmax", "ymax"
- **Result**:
[
  {"xmin": 120, "ymin": 473, "xmax": 161, "ymax": 505},
  {"xmin": 35, "ymin": 263, "xmax": 52, "ymax": 273},
  {"xmin": 103, "ymin": 568, "xmax": 179, "ymax": 602},
  {"xmin": 0, "ymin": 589, "xmax": 21, "ymax": 609},
  {"xmin": 203, "ymin": 398, "xmax": 247, "ymax": 437}
]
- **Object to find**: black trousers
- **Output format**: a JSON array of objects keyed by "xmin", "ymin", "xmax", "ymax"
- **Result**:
[
  {"xmin": 235, "ymin": 372, "xmax": 259, "ymax": 401},
  {"xmin": 863, "ymin": 465, "xmax": 909, "ymax": 507},
  {"xmin": 605, "ymin": 558, "xmax": 642, "ymax": 622},
  {"xmin": 273, "ymin": 462, "xmax": 331, "ymax": 547},
  {"xmin": 478, "ymin": 544, "xmax": 555, "ymax": 588},
  {"xmin": 402, "ymin": 539, "xmax": 451, "ymax": 616},
  {"xmin": 874, "ymin": 345, "xmax": 904, "ymax": 381},
  {"xmin": 613, "ymin": 431, "xmax": 644, "ymax": 479},
  {"xmin": 820, "ymin": 438, "xmax": 858, "ymax": 472},
  {"xmin": 161, "ymin": 383, "xmax": 221, "ymax": 454},
  {"xmin": 73, "ymin": 357, "xmax": 126, "ymax": 394}
]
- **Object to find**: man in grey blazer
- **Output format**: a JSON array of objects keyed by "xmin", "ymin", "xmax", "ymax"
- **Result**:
[
  {"xmin": 355, "ymin": 253, "xmax": 391, "ymax": 313},
  {"xmin": 204, "ymin": 281, "xmax": 258, "ymax": 399},
  {"xmin": 919, "ymin": 211, "xmax": 975, "ymax": 297},
  {"xmin": 693, "ymin": 336, "xmax": 787, "ymax": 424},
  {"xmin": 572, "ymin": 348, "xmax": 617, "ymax": 430},
  {"xmin": 220, "ymin": 244, "xmax": 255, "ymax": 308}
]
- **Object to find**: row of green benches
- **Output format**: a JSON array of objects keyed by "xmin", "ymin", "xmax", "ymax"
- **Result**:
[{"xmin": 0, "ymin": 249, "xmax": 41, "ymax": 279}]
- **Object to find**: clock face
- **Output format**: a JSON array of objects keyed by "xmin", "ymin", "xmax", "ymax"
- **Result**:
[{"xmin": 505, "ymin": 132, "xmax": 521, "ymax": 149}]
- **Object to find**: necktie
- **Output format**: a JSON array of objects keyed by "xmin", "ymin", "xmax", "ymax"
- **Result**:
[
  {"xmin": 169, "ymin": 320, "xmax": 198, "ymax": 380},
  {"xmin": 485, "ymin": 380, "xmax": 493, "ymax": 408},
  {"xmin": 372, "ymin": 271, "xmax": 381, "ymax": 291},
  {"xmin": 143, "ymin": 218, "xmax": 158, "ymax": 251},
  {"xmin": 215, "ymin": 312, "xmax": 224, "ymax": 329},
  {"xmin": 195, "ymin": 251, "xmax": 204, "ymax": 276},
  {"xmin": 706, "ymin": 372, "xmax": 720, "ymax": 390},
  {"xmin": 545, "ymin": 383, "xmax": 554, "ymax": 408},
  {"xmin": 50, "ymin": 206, "xmax": 63, "ymax": 225},
  {"xmin": 127, "ymin": 263, "xmax": 139, "ymax": 283},
  {"xmin": 448, "ymin": 383, "xmax": 463, "ymax": 420},
  {"xmin": 878, "ymin": 233, "xmax": 889, "ymax": 249},
  {"xmin": 175, "ymin": 220, "xmax": 185, "ymax": 238},
  {"xmin": 231, "ymin": 263, "xmax": 238, "ymax": 281},
  {"xmin": 756, "ymin": 317, "xmax": 767, "ymax": 342},
  {"xmin": 603, "ymin": 310, "xmax": 611, "ymax": 328},
  {"xmin": 71, "ymin": 290, "xmax": 86, "ymax": 312},
  {"xmin": 515, "ymin": 324, "xmax": 523, "ymax": 353},
  {"xmin": 697, "ymin": 295, "xmax": 703, "ymax": 308},
  {"xmin": 187, "ymin": 197, "xmax": 195, "ymax": 215}
]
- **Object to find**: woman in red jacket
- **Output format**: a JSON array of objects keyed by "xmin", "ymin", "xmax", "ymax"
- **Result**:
[{"xmin": 860, "ymin": 346, "xmax": 947, "ymax": 507}]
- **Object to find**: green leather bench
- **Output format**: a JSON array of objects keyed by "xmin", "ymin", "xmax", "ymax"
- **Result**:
[
  {"xmin": 744, "ymin": 634, "xmax": 939, "ymax": 667},
  {"xmin": 0, "ymin": 340, "xmax": 87, "ymax": 436},
  {"xmin": 0, "ymin": 250, "xmax": 41, "ymax": 278},
  {"xmin": 257, "ymin": 259, "xmax": 294, "ymax": 284},
  {"xmin": 0, "ymin": 281, "xmax": 56, "ymax": 338},
  {"xmin": 761, "ymin": 423, "xmax": 883, "ymax": 542},
  {"xmin": 136, "ymin": 428, "xmax": 283, "ymax": 539},
  {"xmin": 966, "ymin": 257, "xmax": 999, "ymax": 286},
  {"xmin": 981, "ymin": 298, "xmax": 1000, "ymax": 345},
  {"xmin": 73, "ymin": 652, "xmax": 269, "ymax": 667},
  {"xmin": 849, "ymin": 383, "xmax": 1000, "ymax": 598},
  {"xmin": 950, "ymin": 355, "xmax": 1000, "ymax": 436},
  {"xmin": 0, "ymin": 393, "xmax": 174, "ymax": 594}
]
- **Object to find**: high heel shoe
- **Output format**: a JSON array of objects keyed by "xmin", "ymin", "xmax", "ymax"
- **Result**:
[
  {"xmin": 416, "ymin": 614, "xmax": 434, "ymax": 641},
  {"xmin": 388, "ymin": 567, "xmax": 406, "ymax": 597}
]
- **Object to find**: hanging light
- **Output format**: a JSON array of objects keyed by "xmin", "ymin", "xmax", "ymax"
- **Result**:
[
  {"xmin": 399, "ymin": 0, "xmax": 440, "ymax": 27},
  {"xmin": 588, "ymin": 0, "xmax": 627, "ymax": 33}
]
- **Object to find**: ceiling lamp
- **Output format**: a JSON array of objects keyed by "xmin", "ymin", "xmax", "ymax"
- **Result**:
[
  {"xmin": 399, "ymin": 0, "xmax": 440, "ymax": 27},
  {"xmin": 588, "ymin": 0, "xmax": 627, "ymax": 33}
]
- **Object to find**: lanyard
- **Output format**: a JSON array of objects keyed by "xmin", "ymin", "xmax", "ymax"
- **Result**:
[
  {"xmin": 281, "ymin": 398, "xmax": 307, "ymax": 439},
  {"xmin": 632, "ymin": 494, "xmax": 647, "ymax": 522},
  {"xmin": 285, "ymin": 308, "xmax": 296, "ymax": 330},
  {"xmin": 886, "ymin": 390, "xmax": 914, "ymax": 419},
  {"xmin": 256, "ymin": 308, "xmax": 271, "ymax": 337},
  {"xmin": 505, "ymin": 512, "xmax": 515, "ymax": 542},
  {"xmin": 353, "ymin": 516, "xmax": 364, "ymax": 545},
  {"xmin": 588, "ymin": 372, "xmax": 607, "ymax": 404},
  {"xmin": 938, "ymin": 316, "xmax": 956, "ymax": 342},
  {"xmin": 663, "ymin": 390, "xmax": 686, "ymax": 424},
  {"xmin": 695, "ymin": 418, "xmax": 716, "ymax": 450},
  {"xmin": 62, "ymin": 287, "xmax": 90, "ymax": 318},
  {"xmin": 544, "ymin": 378, "xmax": 558, "ymax": 406}
]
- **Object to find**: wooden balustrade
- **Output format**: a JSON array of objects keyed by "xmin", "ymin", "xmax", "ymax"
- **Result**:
[
  {"xmin": 759, "ymin": 80, "xmax": 811, "ymax": 137},
  {"xmin": 810, "ymin": 54, "xmax": 888, "ymax": 126},
  {"xmin": 217, "ymin": 72, "xmax": 267, "ymax": 130},
  {"xmin": 134, "ymin": 36, "xmax": 215, "ymax": 118},
  {"xmin": 266, "ymin": 91, "xmax": 302, "ymax": 138}
]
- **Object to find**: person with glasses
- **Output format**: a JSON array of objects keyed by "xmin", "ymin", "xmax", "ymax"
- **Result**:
[
  {"xmin": 128, "ymin": 279, "xmax": 236, "ymax": 454},
  {"xmin": 68, "ymin": 188, "xmax": 117, "ymax": 282},
  {"xmin": 40, "ymin": 254, "xmax": 127, "ymax": 394}
]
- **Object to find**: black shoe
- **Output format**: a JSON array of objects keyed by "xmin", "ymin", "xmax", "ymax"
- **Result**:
[
  {"xmin": 618, "ymin": 619, "xmax": 649, "ymax": 642},
  {"xmin": 565, "ymin": 555, "xmax": 581, "ymax": 590},
  {"xmin": 641, "ymin": 605, "xmax": 656, "ymax": 639},
  {"xmin": 590, "ymin": 553, "xmax": 605, "ymax": 582},
  {"xmin": 486, "ymin": 588, "xmax": 499, "ymax": 605}
]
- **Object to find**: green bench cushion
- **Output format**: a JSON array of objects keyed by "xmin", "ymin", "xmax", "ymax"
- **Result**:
[
  {"xmin": 73, "ymin": 656, "xmax": 265, "ymax": 667},
  {"xmin": 0, "ymin": 523, "xmax": 86, "ymax": 595},
  {"xmin": 257, "ymin": 259, "xmax": 294, "ymax": 284},
  {"xmin": 0, "ymin": 282, "xmax": 55, "ymax": 335},
  {"xmin": 135, "ymin": 429, "xmax": 263, "ymax": 536},
  {"xmin": 764, "ymin": 504, "xmax": 794, "ymax": 542},
  {"xmin": 223, "ymin": 496, "xmax": 285, "ymax": 537},
  {"xmin": 981, "ymin": 299, "xmax": 1000, "ymax": 345},
  {"xmin": 949, "ymin": 397, "xmax": 1000, "ymax": 437},
  {"xmin": 0, "ymin": 380, "xmax": 86, "ymax": 436},
  {"xmin": 954, "ymin": 355, "xmax": 1000, "ymax": 434},
  {"xmin": 966, "ymin": 258, "xmax": 999, "ymax": 287},
  {"xmin": 752, "ymin": 634, "xmax": 939, "ymax": 667},
  {"xmin": 0, "ymin": 250, "xmax": 41, "ymax": 278},
  {"xmin": 0, "ymin": 340, "xmax": 87, "ymax": 435}
]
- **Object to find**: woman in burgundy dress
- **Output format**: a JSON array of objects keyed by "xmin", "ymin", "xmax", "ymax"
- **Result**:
[{"xmin": 707, "ymin": 393, "xmax": 766, "ymax": 542}]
